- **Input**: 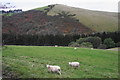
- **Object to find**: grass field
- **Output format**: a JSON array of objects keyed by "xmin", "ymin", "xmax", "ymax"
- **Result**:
[{"xmin": 2, "ymin": 45, "xmax": 118, "ymax": 78}]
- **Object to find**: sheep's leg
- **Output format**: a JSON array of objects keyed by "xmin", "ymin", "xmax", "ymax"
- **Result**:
[
  {"xmin": 58, "ymin": 71, "xmax": 61, "ymax": 75},
  {"xmin": 74, "ymin": 66, "xmax": 77, "ymax": 69},
  {"xmin": 58, "ymin": 69, "xmax": 61, "ymax": 75},
  {"xmin": 77, "ymin": 65, "xmax": 80, "ymax": 68},
  {"xmin": 52, "ymin": 71, "xmax": 54, "ymax": 73},
  {"xmin": 48, "ymin": 70, "xmax": 50, "ymax": 73},
  {"xmin": 74, "ymin": 66, "xmax": 79, "ymax": 69},
  {"xmin": 48, "ymin": 69, "xmax": 51, "ymax": 73}
]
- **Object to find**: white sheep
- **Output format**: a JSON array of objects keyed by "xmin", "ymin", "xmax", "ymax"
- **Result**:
[
  {"xmin": 55, "ymin": 45, "xmax": 58, "ymax": 47},
  {"xmin": 74, "ymin": 47, "xmax": 77, "ymax": 50},
  {"xmin": 46, "ymin": 65, "xmax": 61, "ymax": 75},
  {"xmin": 69, "ymin": 62, "xmax": 80, "ymax": 68},
  {"xmin": 91, "ymin": 48, "xmax": 93, "ymax": 50}
]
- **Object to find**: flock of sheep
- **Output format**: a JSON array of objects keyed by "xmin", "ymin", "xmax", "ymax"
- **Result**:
[
  {"xmin": 46, "ymin": 62, "xmax": 80, "ymax": 75},
  {"xmin": 46, "ymin": 46, "xmax": 94, "ymax": 75}
]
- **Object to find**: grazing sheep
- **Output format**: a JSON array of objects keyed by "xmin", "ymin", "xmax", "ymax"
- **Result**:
[
  {"xmin": 74, "ymin": 47, "xmax": 77, "ymax": 50},
  {"xmin": 91, "ymin": 48, "xmax": 93, "ymax": 50},
  {"xmin": 55, "ymin": 45, "xmax": 58, "ymax": 47},
  {"xmin": 69, "ymin": 62, "xmax": 80, "ymax": 68},
  {"xmin": 46, "ymin": 65, "xmax": 61, "ymax": 75}
]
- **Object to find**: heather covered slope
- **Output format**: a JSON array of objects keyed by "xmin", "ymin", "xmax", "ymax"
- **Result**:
[{"xmin": 2, "ymin": 10, "xmax": 93, "ymax": 35}]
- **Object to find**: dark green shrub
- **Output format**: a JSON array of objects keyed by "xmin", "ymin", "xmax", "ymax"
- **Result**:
[
  {"xmin": 68, "ymin": 42, "xmax": 80, "ymax": 47},
  {"xmin": 76, "ymin": 38, "xmax": 86, "ymax": 44},
  {"xmin": 103, "ymin": 38, "xmax": 115, "ymax": 48},
  {"xmin": 98, "ymin": 44, "xmax": 107, "ymax": 49},
  {"xmin": 75, "ymin": 36, "xmax": 102, "ymax": 48},
  {"xmin": 85, "ymin": 36, "xmax": 102, "ymax": 48},
  {"xmin": 80, "ymin": 42, "xmax": 93, "ymax": 48},
  {"xmin": 116, "ymin": 42, "xmax": 120, "ymax": 47}
]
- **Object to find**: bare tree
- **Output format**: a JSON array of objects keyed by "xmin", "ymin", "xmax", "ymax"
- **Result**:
[{"xmin": 0, "ymin": 2, "xmax": 15, "ymax": 9}]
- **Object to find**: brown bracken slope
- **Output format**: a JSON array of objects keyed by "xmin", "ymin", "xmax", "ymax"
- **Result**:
[{"xmin": 2, "ymin": 9, "xmax": 94, "ymax": 35}]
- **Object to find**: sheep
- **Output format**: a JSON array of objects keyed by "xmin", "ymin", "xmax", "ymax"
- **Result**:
[
  {"xmin": 91, "ymin": 48, "xmax": 93, "ymax": 50},
  {"xmin": 69, "ymin": 62, "xmax": 80, "ymax": 68},
  {"xmin": 74, "ymin": 47, "xmax": 77, "ymax": 50},
  {"xmin": 46, "ymin": 65, "xmax": 61, "ymax": 75},
  {"xmin": 55, "ymin": 45, "xmax": 58, "ymax": 47}
]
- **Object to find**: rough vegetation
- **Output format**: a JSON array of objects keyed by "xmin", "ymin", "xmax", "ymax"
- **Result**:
[{"xmin": 2, "ymin": 5, "xmax": 93, "ymax": 35}]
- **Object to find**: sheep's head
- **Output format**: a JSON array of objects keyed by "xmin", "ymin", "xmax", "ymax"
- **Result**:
[
  {"xmin": 74, "ymin": 47, "xmax": 77, "ymax": 49},
  {"xmin": 69, "ymin": 62, "xmax": 71, "ymax": 65},
  {"xmin": 46, "ymin": 64, "xmax": 50, "ymax": 68}
]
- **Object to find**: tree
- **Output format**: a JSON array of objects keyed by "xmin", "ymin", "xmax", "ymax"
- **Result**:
[
  {"xmin": 68, "ymin": 42, "xmax": 80, "ymax": 47},
  {"xmin": 116, "ymin": 42, "xmax": 120, "ymax": 47},
  {"xmin": 57, "ymin": 11, "xmax": 78, "ymax": 22},
  {"xmin": 76, "ymin": 38, "xmax": 86, "ymax": 44},
  {"xmin": 0, "ymin": 2, "xmax": 15, "ymax": 9},
  {"xmin": 103, "ymin": 38, "xmax": 115, "ymax": 48},
  {"xmin": 85, "ymin": 37, "xmax": 102, "ymax": 48},
  {"xmin": 98, "ymin": 44, "xmax": 107, "ymax": 49},
  {"xmin": 75, "ymin": 36, "xmax": 102, "ymax": 48},
  {"xmin": 80, "ymin": 42, "xmax": 93, "ymax": 48},
  {"xmin": 57, "ymin": 11, "xmax": 76, "ymax": 18}
]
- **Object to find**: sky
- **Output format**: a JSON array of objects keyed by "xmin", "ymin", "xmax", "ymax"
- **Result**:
[{"xmin": 0, "ymin": 0, "xmax": 119, "ymax": 12}]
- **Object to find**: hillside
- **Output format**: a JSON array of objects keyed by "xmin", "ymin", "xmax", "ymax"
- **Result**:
[
  {"xmin": 2, "ymin": 4, "xmax": 118, "ymax": 35},
  {"xmin": 3, "ymin": 46, "xmax": 118, "ymax": 78},
  {"xmin": 47, "ymin": 4, "xmax": 118, "ymax": 32},
  {"xmin": 2, "ymin": 9, "xmax": 93, "ymax": 35}
]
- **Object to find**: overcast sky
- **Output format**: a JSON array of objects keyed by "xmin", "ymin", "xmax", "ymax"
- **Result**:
[{"xmin": 0, "ymin": 0, "xmax": 119, "ymax": 12}]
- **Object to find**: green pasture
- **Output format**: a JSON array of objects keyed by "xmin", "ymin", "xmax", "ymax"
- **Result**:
[{"xmin": 2, "ymin": 46, "xmax": 118, "ymax": 78}]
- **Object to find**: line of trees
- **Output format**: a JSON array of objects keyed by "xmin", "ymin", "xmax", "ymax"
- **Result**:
[
  {"xmin": 2, "ymin": 34, "xmax": 80, "ymax": 46},
  {"xmin": 1, "ymin": 9, "xmax": 22, "ymax": 14},
  {"xmin": 69, "ymin": 36, "xmax": 119, "ymax": 49},
  {"xmin": 88, "ymin": 31, "xmax": 120, "ymax": 43},
  {"xmin": 2, "ymin": 31, "xmax": 120, "ymax": 47}
]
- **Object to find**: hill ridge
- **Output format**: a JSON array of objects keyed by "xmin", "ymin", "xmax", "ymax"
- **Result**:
[
  {"xmin": 46, "ymin": 4, "xmax": 118, "ymax": 32},
  {"xmin": 2, "ymin": 4, "xmax": 118, "ymax": 35}
]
